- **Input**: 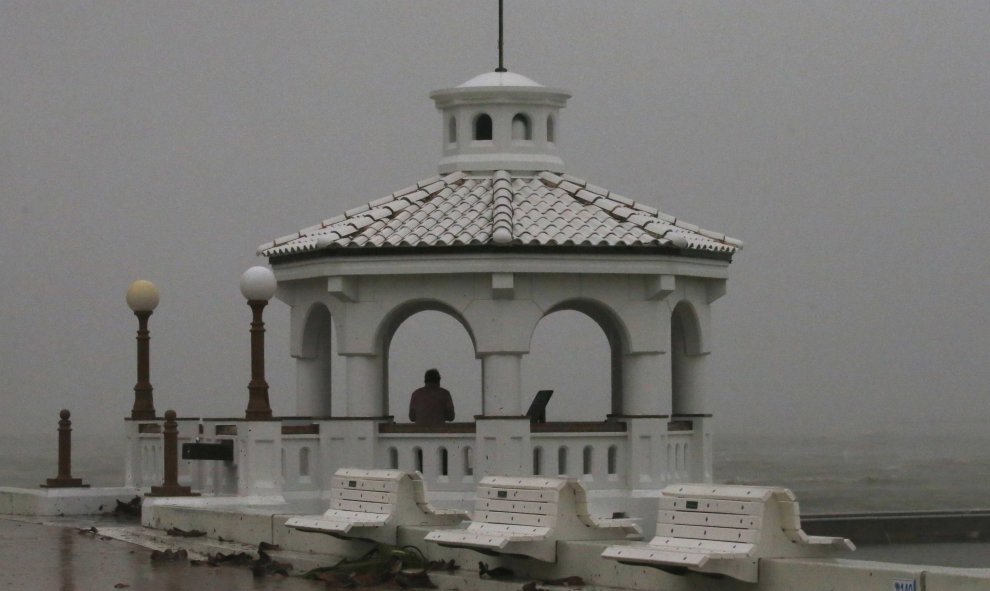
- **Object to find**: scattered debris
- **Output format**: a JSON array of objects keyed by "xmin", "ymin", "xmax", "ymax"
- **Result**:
[
  {"xmin": 303, "ymin": 543, "xmax": 437, "ymax": 588},
  {"xmin": 150, "ymin": 548, "xmax": 188, "ymax": 563},
  {"xmin": 77, "ymin": 526, "xmax": 98, "ymax": 536},
  {"xmin": 479, "ymin": 561, "xmax": 515, "ymax": 580},
  {"xmin": 166, "ymin": 527, "xmax": 206, "ymax": 538},
  {"xmin": 520, "ymin": 583, "xmax": 547, "ymax": 591},
  {"xmin": 541, "ymin": 575, "xmax": 585, "ymax": 586},
  {"xmin": 258, "ymin": 541, "xmax": 281, "ymax": 551},
  {"xmin": 113, "ymin": 584, "xmax": 130, "ymax": 589},
  {"xmin": 112, "ymin": 496, "xmax": 142, "ymax": 519},
  {"xmin": 426, "ymin": 558, "xmax": 459, "ymax": 572}
]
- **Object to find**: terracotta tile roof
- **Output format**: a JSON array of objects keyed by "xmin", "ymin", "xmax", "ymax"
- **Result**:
[{"xmin": 258, "ymin": 170, "xmax": 742, "ymax": 257}]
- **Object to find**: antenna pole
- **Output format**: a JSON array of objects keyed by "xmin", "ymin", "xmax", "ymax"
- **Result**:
[{"xmin": 496, "ymin": 0, "xmax": 507, "ymax": 72}]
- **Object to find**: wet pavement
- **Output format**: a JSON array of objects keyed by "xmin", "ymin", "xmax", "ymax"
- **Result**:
[{"xmin": 0, "ymin": 518, "xmax": 326, "ymax": 590}]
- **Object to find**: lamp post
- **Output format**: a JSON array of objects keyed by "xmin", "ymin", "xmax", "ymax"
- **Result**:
[
  {"xmin": 126, "ymin": 280, "xmax": 160, "ymax": 420},
  {"xmin": 240, "ymin": 266, "xmax": 277, "ymax": 420}
]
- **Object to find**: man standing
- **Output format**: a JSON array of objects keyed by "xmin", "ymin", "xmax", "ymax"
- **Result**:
[{"xmin": 409, "ymin": 368, "xmax": 455, "ymax": 426}]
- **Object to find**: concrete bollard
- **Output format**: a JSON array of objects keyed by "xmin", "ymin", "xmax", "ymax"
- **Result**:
[
  {"xmin": 42, "ymin": 409, "xmax": 88, "ymax": 488},
  {"xmin": 147, "ymin": 410, "xmax": 198, "ymax": 497}
]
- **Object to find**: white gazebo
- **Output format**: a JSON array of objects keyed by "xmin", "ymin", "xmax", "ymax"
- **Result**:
[{"xmin": 127, "ymin": 70, "xmax": 741, "ymax": 519}]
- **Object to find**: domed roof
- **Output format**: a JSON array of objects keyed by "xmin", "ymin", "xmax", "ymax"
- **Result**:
[{"xmin": 458, "ymin": 71, "xmax": 543, "ymax": 88}]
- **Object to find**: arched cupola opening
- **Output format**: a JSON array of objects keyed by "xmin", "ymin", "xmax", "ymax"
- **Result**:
[
  {"xmin": 511, "ymin": 113, "xmax": 532, "ymax": 141},
  {"xmin": 523, "ymin": 300, "xmax": 628, "ymax": 420},
  {"xmin": 380, "ymin": 302, "xmax": 481, "ymax": 422},
  {"xmin": 671, "ymin": 301, "xmax": 706, "ymax": 415},
  {"xmin": 448, "ymin": 116, "xmax": 457, "ymax": 144},
  {"xmin": 546, "ymin": 115, "xmax": 555, "ymax": 143},
  {"xmin": 297, "ymin": 303, "xmax": 335, "ymax": 417},
  {"xmin": 473, "ymin": 113, "xmax": 493, "ymax": 141}
]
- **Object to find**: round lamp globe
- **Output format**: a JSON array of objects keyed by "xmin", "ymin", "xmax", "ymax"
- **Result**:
[
  {"xmin": 240, "ymin": 266, "xmax": 277, "ymax": 301},
  {"xmin": 126, "ymin": 280, "xmax": 160, "ymax": 312}
]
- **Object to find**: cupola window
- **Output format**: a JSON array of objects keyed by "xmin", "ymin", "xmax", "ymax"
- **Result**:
[
  {"xmin": 448, "ymin": 116, "xmax": 457, "ymax": 144},
  {"xmin": 547, "ymin": 115, "xmax": 555, "ymax": 143},
  {"xmin": 511, "ymin": 113, "xmax": 532, "ymax": 141},
  {"xmin": 474, "ymin": 113, "xmax": 493, "ymax": 141}
]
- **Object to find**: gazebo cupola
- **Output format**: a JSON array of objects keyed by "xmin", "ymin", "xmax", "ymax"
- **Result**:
[{"xmin": 431, "ymin": 71, "xmax": 569, "ymax": 174}]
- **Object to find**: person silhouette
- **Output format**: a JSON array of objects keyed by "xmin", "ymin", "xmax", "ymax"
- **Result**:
[{"xmin": 408, "ymin": 368, "xmax": 455, "ymax": 426}]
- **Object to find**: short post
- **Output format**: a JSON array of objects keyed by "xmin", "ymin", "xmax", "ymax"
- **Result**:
[
  {"xmin": 148, "ymin": 410, "xmax": 197, "ymax": 497},
  {"xmin": 42, "ymin": 409, "xmax": 88, "ymax": 488},
  {"xmin": 240, "ymin": 267, "xmax": 277, "ymax": 420},
  {"xmin": 126, "ymin": 280, "xmax": 160, "ymax": 420}
]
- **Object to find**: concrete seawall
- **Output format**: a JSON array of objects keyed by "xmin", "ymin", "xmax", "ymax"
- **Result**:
[{"xmin": 804, "ymin": 510, "xmax": 990, "ymax": 545}]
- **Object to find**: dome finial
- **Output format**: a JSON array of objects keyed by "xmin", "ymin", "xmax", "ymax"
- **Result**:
[{"xmin": 495, "ymin": 0, "xmax": 507, "ymax": 73}]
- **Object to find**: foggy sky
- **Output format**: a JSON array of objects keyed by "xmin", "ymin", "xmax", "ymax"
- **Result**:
[{"xmin": 1, "ymin": 1, "xmax": 987, "ymax": 439}]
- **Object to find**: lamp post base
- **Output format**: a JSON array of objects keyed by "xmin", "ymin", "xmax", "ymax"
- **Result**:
[
  {"xmin": 41, "ymin": 478, "xmax": 89, "ymax": 489},
  {"xmin": 146, "ymin": 485, "xmax": 199, "ymax": 497}
]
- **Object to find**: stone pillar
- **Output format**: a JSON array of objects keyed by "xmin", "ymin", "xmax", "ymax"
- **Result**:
[
  {"xmin": 622, "ymin": 352, "xmax": 670, "ymax": 416},
  {"xmin": 672, "ymin": 352, "xmax": 710, "ymax": 415},
  {"xmin": 296, "ymin": 355, "xmax": 333, "ymax": 417},
  {"xmin": 148, "ymin": 410, "xmax": 196, "ymax": 497},
  {"xmin": 475, "ymin": 417, "xmax": 531, "ymax": 477},
  {"xmin": 236, "ymin": 420, "xmax": 283, "ymax": 497},
  {"xmin": 626, "ymin": 417, "xmax": 667, "ymax": 490},
  {"xmin": 344, "ymin": 354, "xmax": 385, "ymax": 417},
  {"xmin": 43, "ymin": 410, "xmax": 87, "ymax": 488},
  {"xmin": 320, "ymin": 418, "xmax": 381, "ymax": 493},
  {"xmin": 480, "ymin": 353, "xmax": 522, "ymax": 416}
]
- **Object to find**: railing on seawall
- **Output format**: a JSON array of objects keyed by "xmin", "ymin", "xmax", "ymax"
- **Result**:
[{"xmin": 125, "ymin": 414, "xmax": 713, "ymax": 502}]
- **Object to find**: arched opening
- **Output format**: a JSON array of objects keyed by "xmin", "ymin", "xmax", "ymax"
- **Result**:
[
  {"xmin": 582, "ymin": 446, "xmax": 593, "ymax": 476},
  {"xmin": 463, "ymin": 447, "xmax": 473, "ymax": 476},
  {"xmin": 413, "ymin": 447, "xmax": 424, "ymax": 473},
  {"xmin": 522, "ymin": 303, "xmax": 625, "ymax": 421},
  {"xmin": 385, "ymin": 307, "xmax": 481, "ymax": 423},
  {"xmin": 533, "ymin": 446, "xmax": 543, "ymax": 475},
  {"xmin": 299, "ymin": 447, "xmax": 311, "ymax": 477},
  {"xmin": 607, "ymin": 445, "xmax": 618, "ymax": 476},
  {"xmin": 473, "ymin": 113, "xmax": 493, "ymax": 140},
  {"xmin": 388, "ymin": 447, "xmax": 399, "ymax": 469},
  {"xmin": 511, "ymin": 113, "xmax": 532, "ymax": 140},
  {"xmin": 297, "ymin": 303, "xmax": 336, "ymax": 417},
  {"xmin": 438, "ymin": 447, "xmax": 449, "ymax": 476},
  {"xmin": 547, "ymin": 115, "xmax": 555, "ymax": 143},
  {"xmin": 671, "ymin": 301, "xmax": 705, "ymax": 415},
  {"xmin": 448, "ymin": 116, "xmax": 457, "ymax": 144},
  {"xmin": 557, "ymin": 447, "xmax": 569, "ymax": 475}
]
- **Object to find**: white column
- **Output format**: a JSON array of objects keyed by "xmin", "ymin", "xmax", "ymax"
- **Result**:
[
  {"xmin": 481, "ymin": 353, "xmax": 522, "ymax": 416},
  {"xmin": 296, "ymin": 355, "xmax": 332, "ymax": 417},
  {"xmin": 622, "ymin": 353, "xmax": 670, "ymax": 416},
  {"xmin": 344, "ymin": 354, "xmax": 385, "ymax": 417},
  {"xmin": 236, "ymin": 421, "xmax": 283, "ymax": 498}
]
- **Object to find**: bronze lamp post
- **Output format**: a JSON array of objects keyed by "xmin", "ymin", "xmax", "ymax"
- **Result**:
[
  {"xmin": 240, "ymin": 266, "xmax": 277, "ymax": 420},
  {"xmin": 126, "ymin": 279, "xmax": 160, "ymax": 420}
]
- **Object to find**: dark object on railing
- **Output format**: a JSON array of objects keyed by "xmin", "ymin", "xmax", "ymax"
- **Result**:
[
  {"xmin": 42, "ymin": 409, "xmax": 89, "ymax": 488},
  {"xmin": 525, "ymin": 390, "xmax": 554, "ymax": 423},
  {"xmin": 282, "ymin": 424, "xmax": 319, "ymax": 435},
  {"xmin": 379, "ymin": 422, "xmax": 476, "ymax": 434},
  {"xmin": 531, "ymin": 420, "xmax": 627, "ymax": 433},
  {"xmin": 215, "ymin": 424, "xmax": 238, "ymax": 436},
  {"xmin": 148, "ymin": 410, "xmax": 198, "ymax": 497},
  {"xmin": 182, "ymin": 440, "xmax": 234, "ymax": 461}
]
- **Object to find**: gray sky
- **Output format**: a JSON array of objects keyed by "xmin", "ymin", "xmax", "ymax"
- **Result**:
[{"xmin": 1, "ymin": 1, "xmax": 987, "ymax": 438}]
